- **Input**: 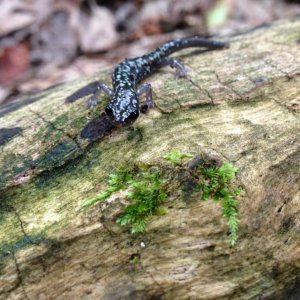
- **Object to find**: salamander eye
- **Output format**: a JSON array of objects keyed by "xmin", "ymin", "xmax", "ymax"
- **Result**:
[
  {"xmin": 128, "ymin": 110, "xmax": 139, "ymax": 121},
  {"xmin": 122, "ymin": 110, "xmax": 139, "ymax": 126},
  {"xmin": 105, "ymin": 106, "xmax": 113, "ymax": 117}
]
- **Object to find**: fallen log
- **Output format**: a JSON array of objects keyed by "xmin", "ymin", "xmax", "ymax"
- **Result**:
[{"xmin": 0, "ymin": 17, "xmax": 299, "ymax": 300}]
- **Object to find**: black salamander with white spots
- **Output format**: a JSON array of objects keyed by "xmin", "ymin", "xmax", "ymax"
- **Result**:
[{"xmin": 66, "ymin": 37, "xmax": 228, "ymax": 127}]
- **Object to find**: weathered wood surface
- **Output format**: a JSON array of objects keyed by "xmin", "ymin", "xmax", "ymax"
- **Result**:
[{"xmin": 0, "ymin": 17, "xmax": 299, "ymax": 299}]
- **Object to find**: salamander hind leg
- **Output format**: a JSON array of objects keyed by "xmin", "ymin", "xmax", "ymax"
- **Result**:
[
  {"xmin": 158, "ymin": 57, "xmax": 189, "ymax": 79},
  {"xmin": 137, "ymin": 83, "xmax": 154, "ymax": 113}
]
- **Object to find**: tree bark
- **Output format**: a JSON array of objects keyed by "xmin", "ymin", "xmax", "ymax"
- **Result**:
[{"xmin": 0, "ymin": 17, "xmax": 299, "ymax": 300}]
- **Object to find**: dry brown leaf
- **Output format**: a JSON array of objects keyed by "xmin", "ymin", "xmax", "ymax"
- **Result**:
[
  {"xmin": 73, "ymin": 3, "xmax": 118, "ymax": 53},
  {"xmin": 0, "ymin": 0, "xmax": 35, "ymax": 36},
  {"xmin": 0, "ymin": 42, "xmax": 29, "ymax": 85}
]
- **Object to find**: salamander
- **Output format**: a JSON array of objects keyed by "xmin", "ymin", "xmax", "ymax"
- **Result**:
[{"xmin": 66, "ymin": 37, "xmax": 228, "ymax": 127}]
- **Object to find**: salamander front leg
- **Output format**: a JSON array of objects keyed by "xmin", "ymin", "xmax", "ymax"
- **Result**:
[
  {"xmin": 158, "ymin": 57, "xmax": 188, "ymax": 79},
  {"xmin": 66, "ymin": 81, "xmax": 114, "ymax": 107},
  {"xmin": 137, "ymin": 83, "xmax": 154, "ymax": 113}
]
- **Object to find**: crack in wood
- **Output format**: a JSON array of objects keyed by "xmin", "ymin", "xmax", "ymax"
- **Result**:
[
  {"xmin": 188, "ymin": 78, "xmax": 215, "ymax": 105},
  {"xmin": 214, "ymin": 71, "xmax": 244, "ymax": 100},
  {"xmin": 12, "ymin": 251, "xmax": 30, "ymax": 300},
  {"xmin": 11, "ymin": 206, "xmax": 34, "ymax": 245},
  {"xmin": 29, "ymin": 109, "xmax": 84, "ymax": 153}
]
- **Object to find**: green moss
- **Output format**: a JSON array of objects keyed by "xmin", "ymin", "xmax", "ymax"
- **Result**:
[
  {"xmin": 116, "ymin": 169, "xmax": 167, "ymax": 233},
  {"xmin": 83, "ymin": 165, "xmax": 167, "ymax": 234},
  {"xmin": 83, "ymin": 150, "xmax": 241, "ymax": 244},
  {"xmin": 199, "ymin": 160, "xmax": 241, "ymax": 245},
  {"xmin": 165, "ymin": 150, "xmax": 240, "ymax": 245},
  {"xmin": 163, "ymin": 149, "xmax": 193, "ymax": 165},
  {"xmin": 82, "ymin": 166, "xmax": 136, "ymax": 207}
]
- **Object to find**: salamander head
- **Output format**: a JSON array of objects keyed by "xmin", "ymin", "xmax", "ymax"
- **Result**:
[{"xmin": 105, "ymin": 89, "xmax": 139, "ymax": 127}]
